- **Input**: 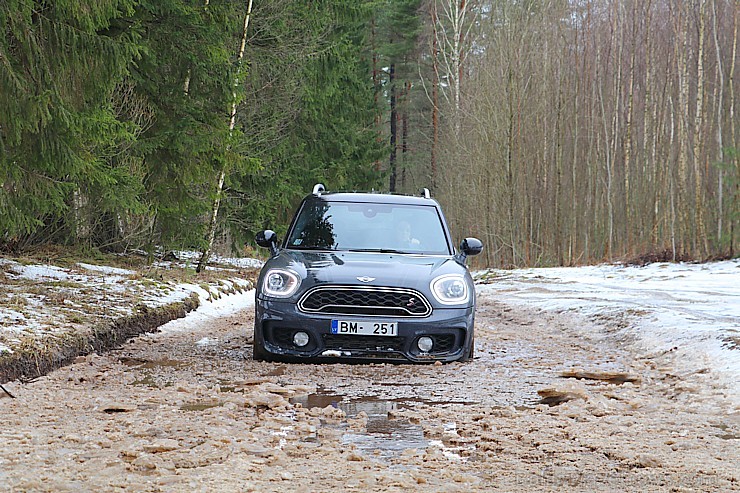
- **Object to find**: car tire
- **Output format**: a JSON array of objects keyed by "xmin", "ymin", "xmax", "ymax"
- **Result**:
[
  {"xmin": 459, "ymin": 333, "xmax": 475, "ymax": 362},
  {"xmin": 252, "ymin": 335, "xmax": 271, "ymax": 362}
]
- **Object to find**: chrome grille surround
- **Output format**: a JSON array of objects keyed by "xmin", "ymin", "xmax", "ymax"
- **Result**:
[{"xmin": 298, "ymin": 285, "xmax": 432, "ymax": 317}]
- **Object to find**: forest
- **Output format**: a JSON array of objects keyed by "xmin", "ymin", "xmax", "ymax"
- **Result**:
[{"xmin": 1, "ymin": 0, "xmax": 738, "ymax": 268}]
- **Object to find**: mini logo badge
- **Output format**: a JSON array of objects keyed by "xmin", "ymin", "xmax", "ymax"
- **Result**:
[{"xmin": 356, "ymin": 276, "xmax": 375, "ymax": 283}]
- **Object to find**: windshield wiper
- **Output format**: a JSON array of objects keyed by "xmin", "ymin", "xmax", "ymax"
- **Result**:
[
  {"xmin": 346, "ymin": 248, "xmax": 410, "ymax": 254},
  {"xmin": 288, "ymin": 245, "xmax": 330, "ymax": 251}
]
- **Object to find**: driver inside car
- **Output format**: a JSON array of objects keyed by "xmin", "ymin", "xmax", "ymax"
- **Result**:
[{"xmin": 395, "ymin": 220, "xmax": 421, "ymax": 250}]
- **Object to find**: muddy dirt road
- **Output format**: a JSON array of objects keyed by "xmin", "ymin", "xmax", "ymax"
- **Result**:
[{"xmin": 1, "ymin": 293, "xmax": 738, "ymax": 492}]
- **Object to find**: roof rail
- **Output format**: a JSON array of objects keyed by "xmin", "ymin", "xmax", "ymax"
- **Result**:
[
  {"xmin": 312, "ymin": 183, "xmax": 326, "ymax": 195},
  {"xmin": 420, "ymin": 188, "xmax": 431, "ymax": 199}
]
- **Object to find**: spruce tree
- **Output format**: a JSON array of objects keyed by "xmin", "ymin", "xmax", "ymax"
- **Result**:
[{"xmin": 0, "ymin": 0, "xmax": 141, "ymax": 246}]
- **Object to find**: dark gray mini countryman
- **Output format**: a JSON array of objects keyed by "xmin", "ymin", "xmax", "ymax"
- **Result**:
[{"xmin": 253, "ymin": 184, "xmax": 483, "ymax": 363}]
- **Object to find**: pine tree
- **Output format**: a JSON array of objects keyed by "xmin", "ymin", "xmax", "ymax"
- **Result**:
[{"xmin": 372, "ymin": 0, "xmax": 422, "ymax": 192}]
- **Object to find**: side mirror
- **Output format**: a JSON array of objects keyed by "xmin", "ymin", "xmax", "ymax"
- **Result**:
[
  {"xmin": 256, "ymin": 230, "xmax": 279, "ymax": 255},
  {"xmin": 460, "ymin": 237, "xmax": 483, "ymax": 257}
]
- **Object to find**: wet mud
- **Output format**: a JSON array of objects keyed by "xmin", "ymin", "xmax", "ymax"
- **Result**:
[{"xmin": 0, "ymin": 295, "xmax": 738, "ymax": 492}]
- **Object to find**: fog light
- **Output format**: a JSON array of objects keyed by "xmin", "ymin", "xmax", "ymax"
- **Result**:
[
  {"xmin": 293, "ymin": 331, "xmax": 310, "ymax": 347},
  {"xmin": 417, "ymin": 336, "xmax": 433, "ymax": 352}
]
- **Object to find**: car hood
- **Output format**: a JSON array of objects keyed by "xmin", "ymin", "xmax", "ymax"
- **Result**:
[{"xmin": 259, "ymin": 249, "xmax": 469, "ymax": 295}]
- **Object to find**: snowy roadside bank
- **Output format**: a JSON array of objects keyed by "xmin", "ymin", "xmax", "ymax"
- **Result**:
[
  {"xmin": 476, "ymin": 259, "xmax": 740, "ymax": 405},
  {"xmin": 0, "ymin": 255, "xmax": 258, "ymax": 383}
]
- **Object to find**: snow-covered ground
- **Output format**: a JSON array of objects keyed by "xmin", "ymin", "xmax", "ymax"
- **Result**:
[
  {"xmin": 158, "ymin": 251, "xmax": 264, "ymax": 270},
  {"xmin": 476, "ymin": 259, "xmax": 740, "ymax": 402},
  {"xmin": 157, "ymin": 288, "xmax": 255, "ymax": 337}
]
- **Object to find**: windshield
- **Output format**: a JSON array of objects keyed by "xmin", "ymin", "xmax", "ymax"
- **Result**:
[{"xmin": 286, "ymin": 201, "xmax": 451, "ymax": 255}]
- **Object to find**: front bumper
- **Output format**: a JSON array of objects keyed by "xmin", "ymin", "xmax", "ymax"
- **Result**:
[{"xmin": 254, "ymin": 297, "xmax": 474, "ymax": 363}]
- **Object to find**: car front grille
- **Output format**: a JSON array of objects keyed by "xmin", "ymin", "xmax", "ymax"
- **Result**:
[{"xmin": 298, "ymin": 286, "xmax": 432, "ymax": 317}]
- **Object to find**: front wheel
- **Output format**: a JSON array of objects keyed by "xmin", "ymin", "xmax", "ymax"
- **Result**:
[
  {"xmin": 252, "ymin": 333, "xmax": 271, "ymax": 362},
  {"xmin": 459, "ymin": 333, "xmax": 475, "ymax": 362}
]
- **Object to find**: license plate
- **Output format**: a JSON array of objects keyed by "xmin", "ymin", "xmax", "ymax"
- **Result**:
[{"xmin": 331, "ymin": 320, "xmax": 397, "ymax": 336}]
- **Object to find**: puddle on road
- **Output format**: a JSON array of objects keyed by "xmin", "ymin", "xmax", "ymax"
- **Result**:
[
  {"xmin": 122, "ymin": 356, "xmax": 191, "ymax": 389},
  {"xmin": 290, "ymin": 391, "xmax": 473, "ymax": 459},
  {"xmin": 710, "ymin": 422, "xmax": 740, "ymax": 441},
  {"xmin": 180, "ymin": 402, "xmax": 223, "ymax": 412},
  {"xmin": 119, "ymin": 357, "xmax": 186, "ymax": 369}
]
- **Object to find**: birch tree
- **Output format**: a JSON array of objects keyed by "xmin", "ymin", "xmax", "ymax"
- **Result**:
[
  {"xmin": 432, "ymin": 0, "xmax": 480, "ymax": 135},
  {"xmin": 197, "ymin": 1, "xmax": 253, "ymax": 272}
]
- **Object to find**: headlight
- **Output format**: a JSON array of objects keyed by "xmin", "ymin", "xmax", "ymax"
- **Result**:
[
  {"xmin": 262, "ymin": 269, "xmax": 300, "ymax": 297},
  {"xmin": 430, "ymin": 274, "xmax": 469, "ymax": 305}
]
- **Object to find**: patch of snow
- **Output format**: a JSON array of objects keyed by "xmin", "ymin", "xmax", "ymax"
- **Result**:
[
  {"xmin": 14, "ymin": 264, "xmax": 71, "ymax": 281},
  {"xmin": 77, "ymin": 263, "xmax": 136, "ymax": 276},
  {"xmin": 0, "ymin": 344, "xmax": 12, "ymax": 354},
  {"xmin": 0, "ymin": 309, "xmax": 31, "ymax": 333},
  {"xmin": 195, "ymin": 337, "xmax": 218, "ymax": 347},
  {"xmin": 157, "ymin": 289, "xmax": 255, "ymax": 335},
  {"xmin": 214, "ymin": 255, "xmax": 263, "ymax": 269},
  {"xmin": 173, "ymin": 250, "xmax": 264, "ymax": 269},
  {"xmin": 140, "ymin": 283, "xmax": 202, "ymax": 308},
  {"xmin": 476, "ymin": 259, "xmax": 740, "ymax": 402},
  {"xmin": 428, "ymin": 439, "xmax": 468, "ymax": 462}
]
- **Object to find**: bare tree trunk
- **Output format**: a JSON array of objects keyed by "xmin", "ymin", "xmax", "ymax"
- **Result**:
[
  {"xmin": 729, "ymin": 3, "xmax": 738, "ymax": 255},
  {"xmin": 431, "ymin": 4, "xmax": 439, "ymax": 190},
  {"xmin": 372, "ymin": 19, "xmax": 383, "ymax": 173},
  {"xmin": 693, "ymin": 0, "xmax": 708, "ymax": 258},
  {"xmin": 712, "ymin": 0, "xmax": 725, "ymax": 244},
  {"xmin": 197, "ymin": 0, "xmax": 253, "ymax": 273},
  {"xmin": 623, "ymin": 2, "xmax": 637, "ymax": 253},
  {"xmin": 506, "ymin": 67, "xmax": 516, "ymax": 265},
  {"xmin": 675, "ymin": 2, "xmax": 690, "ymax": 257},
  {"xmin": 554, "ymin": 57, "xmax": 564, "ymax": 266},
  {"xmin": 669, "ymin": 95, "xmax": 678, "ymax": 260},
  {"xmin": 73, "ymin": 189, "xmax": 90, "ymax": 242},
  {"xmin": 611, "ymin": 1, "xmax": 623, "ymax": 256},
  {"xmin": 570, "ymin": 20, "xmax": 581, "ymax": 266},
  {"xmin": 598, "ymin": 77, "xmax": 613, "ymax": 259},
  {"xmin": 401, "ymin": 81, "xmax": 410, "ymax": 190},
  {"xmin": 643, "ymin": 0, "xmax": 660, "ymax": 248},
  {"xmin": 389, "ymin": 63, "xmax": 398, "ymax": 192}
]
